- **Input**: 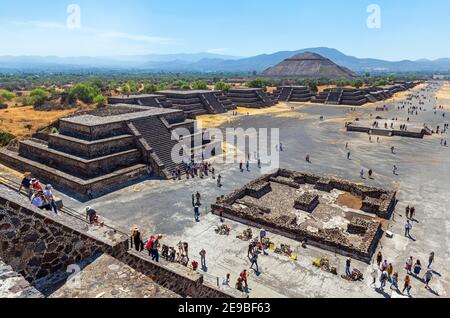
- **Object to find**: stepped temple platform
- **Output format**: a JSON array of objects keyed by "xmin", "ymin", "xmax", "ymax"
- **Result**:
[
  {"xmin": 312, "ymin": 88, "xmax": 368, "ymax": 106},
  {"xmin": 157, "ymin": 90, "xmax": 230, "ymax": 118},
  {"xmin": 309, "ymin": 82, "xmax": 418, "ymax": 106},
  {"xmin": 346, "ymin": 119, "xmax": 433, "ymax": 139},
  {"xmin": 108, "ymin": 94, "xmax": 173, "ymax": 108},
  {"xmin": 0, "ymin": 104, "xmax": 221, "ymax": 200},
  {"xmin": 212, "ymin": 169, "xmax": 397, "ymax": 262},
  {"xmin": 274, "ymin": 86, "xmax": 315, "ymax": 102},
  {"xmin": 226, "ymin": 88, "xmax": 276, "ymax": 108}
]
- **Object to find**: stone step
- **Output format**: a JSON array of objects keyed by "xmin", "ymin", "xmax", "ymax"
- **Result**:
[{"xmin": 19, "ymin": 140, "xmax": 141, "ymax": 178}]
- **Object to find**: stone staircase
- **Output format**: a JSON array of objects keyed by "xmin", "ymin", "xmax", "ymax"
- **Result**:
[
  {"xmin": 199, "ymin": 93, "xmax": 226, "ymax": 114},
  {"xmin": 255, "ymin": 89, "xmax": 274, "ymax": 106},
  {"xmin": 130, "ymin": 117, "xmax": 186, "ymax": 176},
  {"xmin": 279, "ymin": 87, "xmax": 294, "ymax": 102},
  {"xmin": 325, "ymin": 89, "xmax": 343, "ymax": 105}
]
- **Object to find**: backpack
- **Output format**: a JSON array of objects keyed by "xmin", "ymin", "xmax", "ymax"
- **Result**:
[{"xmin": 145, "ymin": 236, "xmax": 155, "ymax": 250}]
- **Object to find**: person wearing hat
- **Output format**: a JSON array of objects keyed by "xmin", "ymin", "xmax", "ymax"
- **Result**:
[
  {"xmin": 43, "ymin": 184, "xmax": 58, "ymax": 214},
  {"xmin": 19, "ymin": 172, "xmax": 33, "ymax": 199},
  {"xmin": 130, "ymin": 227, "xmax": 144, "ymax": 252},
  {"xmin": 31, "ymin": 179, "xmax": 43, "ymax": 193},
  {"xmin": 86, "ymin": 206, "xmax": 98, "ymax": 224}
]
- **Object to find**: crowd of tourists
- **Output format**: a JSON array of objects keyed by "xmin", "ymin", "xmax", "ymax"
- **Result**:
[
  {"xmin": 18, "ymin": 172, "xmax": 58, "ymax": 214},
  {"xmin": 369, "ymin": 250, "xmax": 436, "ymax": 297}
]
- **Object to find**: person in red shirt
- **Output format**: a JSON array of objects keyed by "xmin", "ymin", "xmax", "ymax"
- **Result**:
[{"xmin": 240, "ymin": 270, "xmax": 248, "ymax": 291}]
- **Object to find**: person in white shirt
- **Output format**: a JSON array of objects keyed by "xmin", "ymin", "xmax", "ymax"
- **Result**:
[{"xmin": 43, "ymin": 184, "xmax": 58, "ymax": 214}]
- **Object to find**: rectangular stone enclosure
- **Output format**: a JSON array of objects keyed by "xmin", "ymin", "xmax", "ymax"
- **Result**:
[{"xmin": 212, "ymin": 169, "xmax": 397, "ymax": 262}]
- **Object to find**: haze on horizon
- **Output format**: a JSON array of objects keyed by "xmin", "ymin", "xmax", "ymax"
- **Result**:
[{"xmin": 0, "ymin": 0, "xmax": 449, "ymax": 61}]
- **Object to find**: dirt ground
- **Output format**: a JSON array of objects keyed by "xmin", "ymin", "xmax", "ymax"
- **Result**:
[
  {"xmin": 336, "ymin": 192, "xmax": 363, "ymax": 210},
  {"xmin": 0, "ymin": 106, "xmax": 79, "ymax": 139}
]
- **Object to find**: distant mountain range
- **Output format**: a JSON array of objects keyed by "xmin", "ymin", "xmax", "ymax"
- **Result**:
[{"xmin": 1, "ymin": 47, "xmax": 450, "ymax": 74}]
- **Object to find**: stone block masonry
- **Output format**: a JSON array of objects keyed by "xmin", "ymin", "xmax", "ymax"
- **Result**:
[
  {"xmin": 0, "ymin": 185, "xmax": 129, "ymax": 281},
  {"xmin": 212, "ymin": 169, "xmax": 396, "ymax": 263},
  {"xmin": 0, "ymin": 185, "xmax": 238, "ymax": 298}
]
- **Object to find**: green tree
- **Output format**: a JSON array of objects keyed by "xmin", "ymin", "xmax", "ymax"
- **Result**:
[
  {"xmin": 215, "ymin": 81, "xmax": 232, "ymax": 92},
  {"xmin": 69, "ymin": 83, "xmax": 101, "ymax": 103},
  {"xmin": 353, "ymin": 80, "xmax": 364, "ymax": 89},
  {"xmin": 143, "ymin": 83, "xmax": 158, "ymax": 94},
  {"xmin": 93, "ymin": 95, "xmax": 107, "ymax": 108},
  {"xmin": 30, "ymin": 88, "xmax": 49, "ymax": 107},
  {"xmin": 246, "ymin": 78, "xmax": 269, "ymax": 89},
  {"xmin": 0, "ymin": 131, "xmax": 16, "ymax": 147},
  {"xmin": 0, "ymin": 90, "xmax": 16, "ymax": 101},
  {"xmin": 127, "ymin": 81, "xmax": 140, "ymax": 94},
  {"xmin": 191, "ymin": 80, "xmax": 208, "ymax": 90}
]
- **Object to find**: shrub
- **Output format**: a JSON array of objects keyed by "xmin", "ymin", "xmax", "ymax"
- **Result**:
[{"xmin": 0, "ymin": 131, "xmax": 16, "ymax": 147}]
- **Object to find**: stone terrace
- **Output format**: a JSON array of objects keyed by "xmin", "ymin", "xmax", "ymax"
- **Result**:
[
  {"xmin": 0, "ymin": 104, "xmax": 220, "ymax": 199},
  {"xmin": 157, "ymin": 90, "xmax": 228, "ymax": 118},
  {"xmin": 212, "ymin": 169, "xmax": 397, "ymax": 262},
  {"xmin": 347, "ymin": 119, "xmax": 433, "ymax": 139},
  {"xmin": 227, "ymin": 88, "xmax": 276, "ymax": 108}
]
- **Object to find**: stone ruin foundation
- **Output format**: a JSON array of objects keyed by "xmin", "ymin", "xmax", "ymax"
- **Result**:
[{"xmin": 212, "ymin": 169, "xmax": 397, "ymax": 263}]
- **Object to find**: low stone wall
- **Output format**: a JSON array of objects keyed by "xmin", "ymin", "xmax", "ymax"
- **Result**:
[
  {"xmin": 119, "ymin": 250, "xmax": 236, "ymax": 298},
  {"xmin": 0, "ymin": 185, "xmax": 239, "ymax": 298},
  {"xmin": 0, "ymin": 186, "xmax": 129, "ymax": 281},
  {"xmin": 212, "ymin": 169, "xmax": 393, "ymax": 263}
]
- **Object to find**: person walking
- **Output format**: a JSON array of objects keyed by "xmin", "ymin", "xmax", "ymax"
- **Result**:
[
  {"xmin": 130, "ymin": 227, "xmax": 144, "ymax": 252},
  {"xmin": 347, "ymin": 151, "xmax": 351, "ymax": 160},
  {"xmin": 370, "ymin": 268, "xmax": 378, "ymax": 287},
  {"xmin": 424, "ymin": 270, "xmax": 433, "ymax": 290},
  {"xmin": 194, "ymin": 204, "xmax": 200, "ymax": 222},
  {"xmin": 246, "ymin": 160, "xmax": 250, "ymax": 172},
  {"xmin": 405, "ymin": 256, "xmax": 413, "ymax": 274},
  {"xmin": 240, "ymin": 270, "xmax": 248, "ymax": 292},
  {"xmin": 217, "ymin": 174, "xmax": 222, "ymax": 187},
  {"xmin": 428, "ymin": 252, "xmax": 435, "ymax": 269},
  {"xmin": 410, "ymin": 207, "xmax": 416, "ymax": 220},
  {"xmin": 199, "ymin": 249, "xmax": 207, "ymax": 269},
  {"xmin": 405, "ymin": 220, "xmax": 412, "ymax": 238},
  {"xmin": 393, "ymin": 165, "xmax": 398, "ymax": 175},
  {"xmin": 345, "ymin": 258, "xmax": 352, "ymax": 277},
  {"xmin": 151, "ymin": 235, "xmax": 162, "ymax": 263},
  {"xmin": 413, "ymin": 260, "xmax": 422, "ymax": 276},
  {"xmin": 386, "ymin": 263, "xmax": 393, "ymax": 281},
  {"xmin": 376, "ymin": 251, "xmax": 383, "ymax": 267},
  {"xmin": 250, "ymin": 252, "xmax": 259, "ymax": 272},
  {"xmin": 402, "ymin": 275, "xmax": 412, "ymax": 296},
  {"xmin": 379, "ymin": 271, "xmax": 388, "ymax": 290},
  {"xmin": 390, "ymin": 272, "xmax": 399, "ymax": 291}
]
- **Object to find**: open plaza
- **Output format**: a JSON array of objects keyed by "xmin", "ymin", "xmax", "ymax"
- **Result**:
[{"xmin": 1, "ymin": 79, "xmax": 449, "ymax": 299}]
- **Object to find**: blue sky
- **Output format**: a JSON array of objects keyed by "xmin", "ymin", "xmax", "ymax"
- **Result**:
[{"xmin": 0, "ymin": 0, "xmax": 449, "ymax": 60}]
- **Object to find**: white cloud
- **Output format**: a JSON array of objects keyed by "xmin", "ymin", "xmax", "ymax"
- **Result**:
[{"xmin": 11, "ymin": 20, "xmax": 173, "ymax": 45}]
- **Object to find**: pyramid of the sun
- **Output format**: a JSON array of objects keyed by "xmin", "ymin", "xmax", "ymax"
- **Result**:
[{"xmin": 262, "ymin": 52, "xmax": 357, "ymax": 79}]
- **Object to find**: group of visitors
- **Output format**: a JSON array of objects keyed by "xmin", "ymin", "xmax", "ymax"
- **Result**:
[
  {"xmin": 183, "ymin": 160, "xmax": 216, "ymax": 180},
  {"xmin": 19, "ymin": 172, "xmax": 58, "ymax": 214},
  {"xmin": 371, "ymin": 250, "xmax": 436, "ymax": 297}
]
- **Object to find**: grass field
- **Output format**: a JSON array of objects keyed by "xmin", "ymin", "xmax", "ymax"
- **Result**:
[{"xmin": 0, "ymin": 106, "xmax": 79, "ymax": 139}]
